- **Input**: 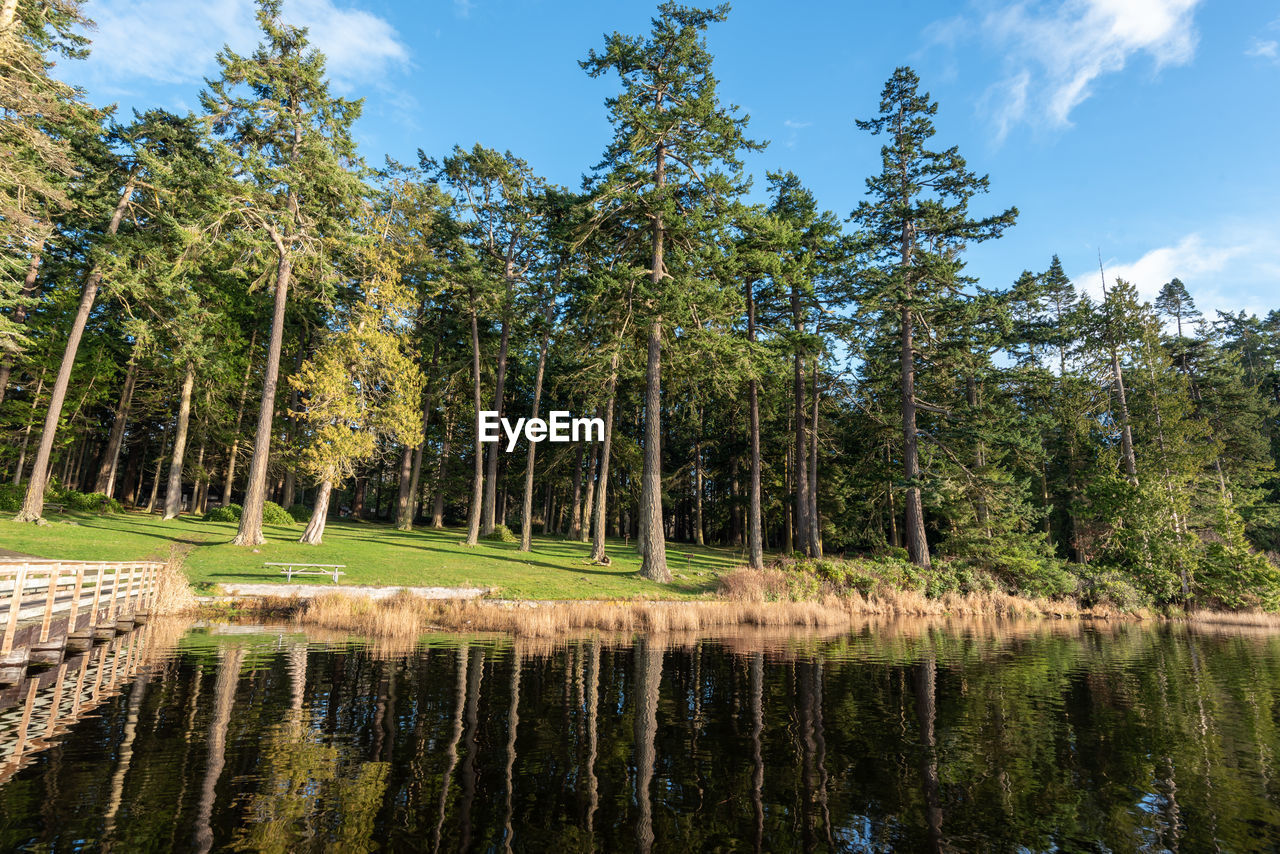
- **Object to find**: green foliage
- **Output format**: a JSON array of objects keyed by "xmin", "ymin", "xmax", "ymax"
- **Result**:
[
  {"xmin": 1195, "ymin": 501, "xmax": 1280, "ymax": 610},
  {"xmin": 0, "ymin": 483, "xmax": 23, "ymax": 513},
  {"xmin": 261, "ymin": 501, "xmax": 295, "ymax": 526},
  {"xmin": 57, "ymin": 490, "xmax": 123, "ymax": 515},
  {"xmin": 286, "ymin": 503, "xmax": 311, "ymax": 523},
  {"xmin": 1079, "ymin": 569, "xmax": 1153, "ymax": 612},
  {"xmin": 483, "ymin": 524, "xmax": 518, "ymax": 544},
  {"xmin": 204, "ymin": 503, "xmax": 243, "ymax": 522}
]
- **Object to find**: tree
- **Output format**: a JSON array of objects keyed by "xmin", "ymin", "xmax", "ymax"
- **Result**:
[
  {"xmin": 850, "ymin": 67, "xmax": 1017, "ymax": 568},
  {"xmin": 582, "ymin": 1, "xmax": 761, "ymax": 581},
  {"xmin": 201, "ymin": 0, "xmax": 365, "ymax": 545},
  {"xmin": 1156, "ymin": 278, "xmax": 1200, "ymax": 340},
  {"xmin": 292, "ymin": 216, "xmax": 424, "ymax": 545},
  {"xmin": 433, "ymin": 146, "xmax": 547, "ymax": 537}
]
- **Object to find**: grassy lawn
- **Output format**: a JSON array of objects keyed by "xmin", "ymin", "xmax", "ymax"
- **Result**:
[{"xmin": 0, "ymin": 511, "xmax": 748, "ymax": 599}]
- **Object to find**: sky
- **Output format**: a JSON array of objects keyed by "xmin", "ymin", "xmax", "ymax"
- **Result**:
[{"xmin": 58, "ymin": 0, "xmax": 1280, "ymax": 319}]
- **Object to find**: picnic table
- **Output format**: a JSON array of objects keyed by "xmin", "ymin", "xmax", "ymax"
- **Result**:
[{"xmin": 264, "ymin": 562, "xmax": 346, "ymax": 583}]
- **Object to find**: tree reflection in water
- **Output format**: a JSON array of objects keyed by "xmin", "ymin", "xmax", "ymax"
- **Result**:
[{"xmin": 0, "ymin": 620, "xmax": 1276, "ymax": 851}]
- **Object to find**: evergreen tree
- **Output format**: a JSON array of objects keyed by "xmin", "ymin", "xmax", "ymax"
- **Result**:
[
  {"xmin": 850, "ymin": 67, "xmax": 1017, "ymax": 568},
  {"xmin": 582, "ymin": 1, "xmax": 762, "ymax": 580},
  {"xmin": 200, "ymin": 0, "xmax": 365, "ymax": 545}
]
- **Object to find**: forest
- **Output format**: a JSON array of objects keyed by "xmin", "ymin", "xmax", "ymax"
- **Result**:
[{"xmin": 3, "ymin": 0, "xmax": 1279, "ymax": 611}]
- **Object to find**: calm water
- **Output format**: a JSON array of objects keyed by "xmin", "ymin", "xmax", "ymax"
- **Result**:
[{"xmin": 0, "ymin": 621, "xmax": 1278, "ymax": 852}]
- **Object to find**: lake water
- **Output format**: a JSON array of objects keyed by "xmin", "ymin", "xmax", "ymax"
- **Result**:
[{"xmin": 0, "ymin": 619, "xmax": 1277, "ymax": 852}]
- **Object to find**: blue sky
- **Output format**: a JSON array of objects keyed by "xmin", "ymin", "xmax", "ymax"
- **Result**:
[{"xmin": 61, "ymin": 0, "xmax": 1280, "ymax": 318}]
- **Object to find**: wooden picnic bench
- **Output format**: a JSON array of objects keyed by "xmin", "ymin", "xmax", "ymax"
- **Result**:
[
  {"xmin": 44, "ymin": 503, "xmax": 65, "ymax": 514},
  {"xmin": 264, "ymin": 562, "xmax": 346, "ymax": 583}
]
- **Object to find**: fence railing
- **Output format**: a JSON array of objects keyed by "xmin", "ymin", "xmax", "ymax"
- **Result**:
[{"xmin": 0, "ymin": 560, "xmax": 162, "ymax": 664}]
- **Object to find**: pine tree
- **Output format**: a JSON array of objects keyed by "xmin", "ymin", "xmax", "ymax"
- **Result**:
[
  {"xmin": 200, "ymin": 0, "xmax": 365, "ymax": 545},
  {"xmin": 850, "ymin": 67, "xmax": 1017, "ymax": 568},
  {"xmin": 582, "ymin": 2, "xmax": 761, "ymax": 581}
]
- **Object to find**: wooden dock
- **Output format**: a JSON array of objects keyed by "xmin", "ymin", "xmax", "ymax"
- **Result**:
[{"xmin": 0, "ymin": 559, "xmax": 162, "ymax": 686}]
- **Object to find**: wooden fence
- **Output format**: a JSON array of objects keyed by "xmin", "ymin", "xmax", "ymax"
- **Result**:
[{"xmin": 0, "ymin": 560, "xmax": 162, "ymax": 685}]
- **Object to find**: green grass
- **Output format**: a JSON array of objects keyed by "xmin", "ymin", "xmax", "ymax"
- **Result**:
[{"xmin": 0, "ymin": 511, "xmax": 748, "ymax": 599}]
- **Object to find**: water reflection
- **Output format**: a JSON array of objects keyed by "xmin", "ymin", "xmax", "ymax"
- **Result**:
[{"xmin": 0, "ymin": 620, "xmax": 1277, "ymax": 851}]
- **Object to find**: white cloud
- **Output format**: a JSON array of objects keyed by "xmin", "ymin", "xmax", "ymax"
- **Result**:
[
  {"xmin": 74, "ymin": 0, "xmax": 408, "ymax": 91},
  {"xmin": 1246, "ymin": 39, "xmax": 1278, "ymax": 61},
  {"xmin": 974, "ymin": 0, "xmax": 1202, "ymax": 139},
  {"xmin": 1075, "ymin": 230, "xmax": 1280, "ymax": 318},
  {"xmin": 783, "ymin": 119, "xmax": 812, "ymax": 130}
]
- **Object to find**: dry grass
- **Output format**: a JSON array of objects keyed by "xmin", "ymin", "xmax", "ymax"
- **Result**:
[
  {"xmin": 152, "ymin": 546, "xmax": 199, "ymax": 615},
  {"xmin": 300, "ymin": 590, "xmax": 434, "ymax": 639},
  {"xmin": 286, "ymin": 584, "xmax": 1125, "ymax": 640}
]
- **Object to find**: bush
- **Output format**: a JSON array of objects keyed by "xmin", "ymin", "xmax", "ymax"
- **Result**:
[
  {"xmin": 286, "ymin": 503, "xmax": 312, "ymax": 523},
  {"xmin": 0, "ymin": 483, "xmax": 23, "ymax": 513},
  {"xmin": 61, "ymin": 490, "xmax": 123, "ymax": 514},
  {"xmin": 203, "ymin": 503, "xmax": 242, "ymax": 522},
  {"xmin": 483, "ymin": 524, "xmax": 518, "ymax": 544},
  {"xmin": 1081, "ymin": 569, "xmax": 1152, "ymax": 612},
  {"xmin": 262, "ymin": 501, "xmax": 296, "ymax": 526}
]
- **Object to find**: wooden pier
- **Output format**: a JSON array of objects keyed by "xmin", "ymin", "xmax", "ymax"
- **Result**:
[{"xmin": 0, "ymin": 560, "xmax": 162, "ymax": 686}]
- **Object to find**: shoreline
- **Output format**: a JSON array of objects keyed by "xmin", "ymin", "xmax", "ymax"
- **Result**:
[{"xmin": 192, "ymin": 587, "xmax": 1280, "ymax": 641}]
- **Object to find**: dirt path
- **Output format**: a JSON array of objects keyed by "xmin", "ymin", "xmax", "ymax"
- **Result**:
[{"xmin": 215, "ymin": 583, "xmax": 491, "ymax": 600}]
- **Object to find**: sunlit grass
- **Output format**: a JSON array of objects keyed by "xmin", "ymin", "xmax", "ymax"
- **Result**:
[{"xmin": 0, "ymin": 510, "xmax": 747, "ymax": 599}]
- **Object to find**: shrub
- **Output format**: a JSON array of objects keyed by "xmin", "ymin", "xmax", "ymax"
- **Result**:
[
  {"xmin": 286, "ymin": 503, "xmax": 312, "ymax": 523},
  {"xmin": 62, "ymin": 490, "xmax": 123, "ymax": 514},
  {"xmin": 262, "ymin": 501, "xmax": 296, "ymax": 526},
  {"xmin": 483, "ymin": 524, "xmax": 518, "ymax": 544},
  {"xmin": 203, "ymin": 503, "xmax": 242, "ymax": 522},
  {"xmin": 1081, "ymin": 569, "xmax": 1152, "ymax": 612},
  {"xmin": 0, "ymin": 483, "xmax": 23, "ymax": 513}
]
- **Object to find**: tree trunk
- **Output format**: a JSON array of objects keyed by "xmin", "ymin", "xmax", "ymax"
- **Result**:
[
  {"xmin": 353, "ymin": 476, "xmax": 366, "ymax": 519},
  {"xmin": 145, "ymin": 425, "xmax": 170, "ymax": 515},
  {"xmin": 192, "ymin": 439, "xmax": 208, "ymax": 516},
  {"xmin": 432, "ymin": 409, "xmax": 453, "ymax": 528},
  {"xmin": 638, "ymin": 320, "xmax": 670, "ymax": 581},
  {"xmin": 465, "ymin": 300, "xmax": 484, "ymax": 546},
  {"xmin": 221, "ymin": 331, "xmax": 256, "ymax": 507},
  {"xmin": 580, "ymin": 425, "xmax": 600, "ymax": 543},
  {"xmin": 394, "ymin": 445, "xmax": 414, "ymax": 531},
  {"xmin": 482, "ymin": 318, "xmax": 512, "ymax": 536},
  {"xmin": 568, "ymin": 443, "xmax": 585, "ymax": 540},
  {"xmin": 233, "ymin": 239, "xmax": 291, "ymax": 546},
  {"xmin": 519, "ymin": 303, "xmax": 553, "ymax": 552},
  {"xmin": 12, "ymin": 370, "xmax": 44, "ymax": 486},
  {"xmin": 17, "ymin": 178, "xmax": 134, "ymax": 521},
  {"xmin": 747, "ymin": 283, "xmax": 764, "ymax": 569},
  {"xmin": 901, "ymin": 299, "xmax": 929, "ymax": 568},
  {"xmin": 163, "ymin": 362, "xmax": 196, "ymax": 520},
  {"xmin": 590, "ymin": 358, "xmax": 619, "ymax": 565},
  {"xmin": 300, "ymin": 479, "xmax": 332, "ymax": 545},
  {"xmin": 94, "ymin": 355, "xmax": 138, "ymax": 496},
  {"xmin": 0, "ymin": 238, "xmax": 45, "ymax": 405},
  {"xmin": 808, "ymin": 361, "xmax": 822, "ymax": 558},
  {"xmin": 792, "ymin": 284, "xmax": 812, "ymax": 556},
  {"xmin": 693, "ymin": 422, "xmax": 705, "ymax": 547},
  {"xmin": 406, "ymin": 333, "xmax": 442, "ymax": 530},
  {"xmin": 1100, "ymin": 276, "xmax": 1139, "ymax": 485}
]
